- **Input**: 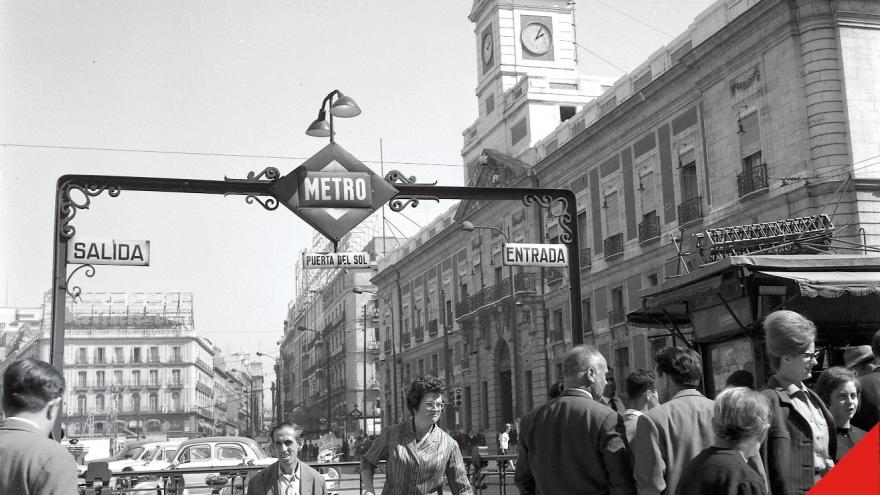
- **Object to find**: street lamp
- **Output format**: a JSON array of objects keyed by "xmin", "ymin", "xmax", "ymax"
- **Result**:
[
  {"xmin": 460, "ymin": 220, "xmax": 523, "ymax": 421},
  {"xmin": 305, "ymin": 89, "xmax": 362, "ymax": 143},
  {"xmin": 256, "ymin": 351, "xmax": 282, "ymax": 427},
  {"xmin": 353, "ymin": 287, "xmax": 399, "ymax": 424},
  {"xmin": 297, "ymin": 326, "xmax": 332, "ymax": 436}
]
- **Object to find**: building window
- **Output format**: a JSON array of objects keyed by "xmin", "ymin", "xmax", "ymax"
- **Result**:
[
  {"xmin": 511, "ymin": 118, "xmax": 528, "ymax": 145},
  {"xmin": 615, "ymin": 347, "xmax": 630, "ymax": 383},
  {"xmin": 132, "ymin": 370, "xmax": 141, "ymax": 387},
  {"xmin": 171, "ymin": 392, "xmax": 181, "ymax": 411},
  {"xmin": 131, "ymin": 347, "xmax": 142, "ymax": 364},
  {"xmin": 486, "ymin": 94, "xmax": 495, "ymax": 115},
  {"xmin": 171, "ymin": 346, "xmax": 182, "ymax": 362},
  {"xmin": 737, "ymin": 110, "xmax": 767, "ymax": 197},
  {"xmin": 131, "ymin": 393, "xmax": 141, "ymax": 412},
  {"xmin": 95, "ymin": 394, "xmax": 105, "ymax": 412},
  {"xmin": 149, "ymin": 347, "xmax": 160, "ymax": 363},
  {"xmin": 481, "ymin": 381, "xmax": 490, "ymax": 430},
  {"xmin": 77, "ymin": 348, "xmax": 88, "ymax": 364},
  {"xmin": 78, "ymin": 371, "xmax": 87, "ymax": 388},
  {"xmin": 525, "ymin": 371, "xmax": 534, "ymax": 411},
  {"xmin": 95, "ymin": 347, "xmax": 106, "ymax": 364},
  {"xmin": 603, "ymin": 191, "xmax": 624, "ymax": 258},
  {"xmin": 560, "ymin": 105, "xmax": 576, "ymax": 122},
  {"xmin": 114, "ymin": 347, "xmax": 123, "ymax": 363},
  {"xmin": 77, "ymin": 394, "xmax": 87, "ymax": 414},
  {"xmin": 150, "ymin": 370, "xmax": 159, "ymax": 386},
  {"xmin": 610, "ymin": 286, "xmax": 625, "ymax": 324},
  {"xmin": 113, "ymin": 370, "xmax": 123, "ymax": 385},
  {"xmin": 96, "ymin": 371, "xmax": 105, "ymax": 388},
  {"xmin": 171, "ymin": 369, "xmax": 181, "ymax": 386},
  {"xmin": 431, "ymin": 354, "xmax": 438, "ymax": 376},
  {"xmin": 581, "ymin": 298, "xmax": 592, "ymax": 334},
  {"xmin": 149, "ymin": 393, "xmax": 159, "ymax": 412}
]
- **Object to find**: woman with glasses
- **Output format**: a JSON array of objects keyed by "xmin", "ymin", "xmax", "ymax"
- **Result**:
[
  {"xmin": 675, "ymin": 387, "xmax": 771, "ymax": 495},
  {"xmin": 360, "ymin": 375, "xmax": 472, "ymax": 495},
  {"xmin": 815, "ymin": 366, "xmax": 867, "ymax": 461},
  {"xmin": 760, "ymin": 310, "xmax": 836, "ymax": 494}
]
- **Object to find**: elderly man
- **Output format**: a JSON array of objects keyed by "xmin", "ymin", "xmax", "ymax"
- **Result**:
[
  {"xmin": 632, "ymin": 347, "xmax": 715, "ymax": 495},
  {"xmin": 0, "ymin": 358, "xmax": 79, "ymax": 495},
  {"xmin": 852, "ymin": 329, "xmax": 880, "ymax": 431},
  {"xmin": 247, "ymin": 422, "xmax": 327, "ymax": 495},
  {"xmin": 515, "ymin": 345, "xmax": 634, "ymax": 495}
]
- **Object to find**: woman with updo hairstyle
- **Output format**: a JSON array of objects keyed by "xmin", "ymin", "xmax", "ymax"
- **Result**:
[
  {"xmin": 760, "ymin": 310, "xmax": 836, "ymax": 494},
  {"xmin": 360, "ymin": 376, "xmax": 472, "ymax": 495},
  {"xmin": 815, "ymin": 366, "xmax": 867, "ymax": 461},
  {"xmin": 675, "ymin": 387, "xmax": 770, "ymax": 495}
]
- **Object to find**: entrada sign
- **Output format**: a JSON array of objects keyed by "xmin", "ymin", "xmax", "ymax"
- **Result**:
[
  {"xmin": 67, "ymin": 238, "xmax": 150, "ymax": 266},
  {"xmin": 503, "ymin": 243, "xmax": 567, "ymax": 267},
  {"xmin": 302, "ymin": 252, "xmax": 371, "ymax": 269}
]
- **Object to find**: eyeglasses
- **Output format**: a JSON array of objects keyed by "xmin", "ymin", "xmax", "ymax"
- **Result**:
[
  {"xmin": 799, "ymin": 351, "xmax": 822, "ymax": 360},
  {"xmin": 423, "ymin": 401, "xmax": 445, "ymax": 411}
]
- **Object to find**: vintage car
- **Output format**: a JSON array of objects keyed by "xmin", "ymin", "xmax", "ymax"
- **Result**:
[{"xmin": 132, "ymin": 436, "xmax": 276, "ymax": 495}]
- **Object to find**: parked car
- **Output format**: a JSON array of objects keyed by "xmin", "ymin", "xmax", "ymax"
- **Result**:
[{"xmin": 133, "ymin": 436, "xmax": 276, "ymax": 495}]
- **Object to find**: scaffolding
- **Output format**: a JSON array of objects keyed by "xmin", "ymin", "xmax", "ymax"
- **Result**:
[{"xmin": 59, "ymin": 292, "xmax": 195, "ymax": 330}]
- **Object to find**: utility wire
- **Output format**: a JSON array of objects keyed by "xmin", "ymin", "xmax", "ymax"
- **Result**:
[
  {"xmin": 575, "ymin": 43, "xmax": 629, "ymax": 73},
  {"xmin": 590, "ymin": 0, "xmax": 675, "ymax": 38},
  {"xmin": 0, "ymin": 142, "xmax": 464, "ymax": 169}
]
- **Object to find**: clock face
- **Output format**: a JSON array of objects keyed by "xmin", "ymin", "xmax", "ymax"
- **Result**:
[
  {"xmin": 521, "ymin": 21, "xmax": 552, "ymax": 56},
  {"xmin": 481, "ymin": 32, "xmax": 494, "ymax": 65}
]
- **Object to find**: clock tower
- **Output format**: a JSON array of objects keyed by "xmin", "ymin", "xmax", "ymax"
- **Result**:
[{"xmin": 463, "ymin": 0, "xmax": 608, "ymax": 183}]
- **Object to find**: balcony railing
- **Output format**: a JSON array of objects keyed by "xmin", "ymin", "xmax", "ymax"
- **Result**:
[
  {"xmin": 608, "ymin": 309, "xmax": 626, "ymax": 325},
  {"xmin": 546, "ymin": 267, "xmax": 564, "ymax": 285},
  {"xmin": 383, "ymin": 339, "xmax": 393, "ymax": 353},
  {"xmin": 549, "ymin": 330, "xmax": 564, "ymax": 343},
  {"xmin": 401, "ymin": 332, "xmax": 412, "ymax": 348},
  {"xmin": 677, "ymin": 196, "xmax": 703, "ymax": 224},
  {"xmin": 414, "ymin": 326, "xmax": 425, "ymax": 342},
  {"xmin": 427, "ymin": 319, "xmax": 438, "ymax": 337},
  {"xmin": 167, "ymin": 381, "xmax": 184, "ymax": 388},
  {"xmin": 455, "ymin": 273, "xmax": 538, "ymax": 316},
  {"xmin": 604, "ymin": 233, "xmax": 624, "ymax": 258},
  {"xmin": 737, "ymin": 163, "xmax": 768, "ymax": 198},
  {"xmin": 579, "ymin": 248, "xmax": 592, "ymax": 270},
  {"xmin": 461, "ymin": 357, "xmax": 470, "ymax": 370},
  {"xmin": 638, "ymin": 212, "xmax": 661, "ymax": 244}
]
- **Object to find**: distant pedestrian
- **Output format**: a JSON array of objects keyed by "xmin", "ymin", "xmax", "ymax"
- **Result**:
[
  {"xmin": 0, "ymin": 358, "xmax": 79, "ymax": 495},
  {"xmin": 760, "ymin": 310, "xmax": 835, "ymax": 494},
  {"xmin": 725, "ymin": 369, "xmax": 755, "ymax": 389},
  {"xmin": 497, "ymin": 423, "xmax": 514, "ymax": 471},
  {"xmin": 842, "ymin": 345, "xmax": 874, "ymax": 377},
  {"xmin": 601, "ymin": 368, "xmax": 626, "ymax": 413},
  {"xmin": 515, "ymin": 345, "xmax": 634, "ymax": 495},
  {"xmin": 851, "ymin": 329, "xmax": 880, "ymax": 431},
  {"xmin": 548, "ymin": 379, "xmax": 565, "ymax": 399},
  {"xmin": 815, "ymin": 367, "xmax": 867, "ymax": 462},
  {"xmin": 621, "ymin": 369, "xmax": 658, "ymax": 444},
  {"xmin": 360, "ymin": 375, "xmax": 471, "ymax": 495},
  {"xmin": 675, "ymin": 387, "xmax": 770, "ymax": 495},
  {"xmin": 632, "ymin": 347, "xmax": 716, "ymax": 495}
]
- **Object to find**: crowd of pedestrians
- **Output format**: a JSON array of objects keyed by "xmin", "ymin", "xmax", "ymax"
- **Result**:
[{"xmin": 514, "ymin": 310, "xmax": 880, "ymax": 495}]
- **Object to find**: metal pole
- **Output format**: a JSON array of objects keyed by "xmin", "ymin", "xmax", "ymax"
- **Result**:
[
  {"xmin": 325, "ymin": 334, "xmax": 331, "ymax": 438},
  {"xmin": 363, "ymin": 304, "xmax": 368, "ymax": 436}
]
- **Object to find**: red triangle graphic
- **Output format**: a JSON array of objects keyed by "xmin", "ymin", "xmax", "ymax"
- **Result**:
[{"xmin": 809, "ymin": 425, "xmax": 879, "ymax": 494}]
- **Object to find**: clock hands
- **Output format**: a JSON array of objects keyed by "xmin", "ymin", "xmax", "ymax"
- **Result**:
[{"xmin": 535, "ymin": 28, "xmax": 545, "ymax": 41}]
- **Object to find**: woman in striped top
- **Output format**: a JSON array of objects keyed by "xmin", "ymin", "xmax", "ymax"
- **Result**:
[{"xmin": 360, "ymin": 376, "xmax": 472, "ymax": 495}]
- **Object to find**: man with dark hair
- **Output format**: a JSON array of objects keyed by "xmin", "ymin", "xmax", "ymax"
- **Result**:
[
  {"xmin": 515, "ymin": 345, "xmax": 634, "ymax": 495},
  {"xmin": 0, "ymin": 358, "xmax": 78, "ymax": 495},
  {"xmin": 632, "ymin": 347, "xmax": 714, "ymax": 495},
  {"xmin": 852, "ymin": 329, "xmax": 880, "ymax": 431},
  {"xmin": 247, "ymin": 422, "xmax": 327, "ymax": 495},
  {"xmin": 622, "ymin": 369, "xmax": 658, "ymax": 443},
  {"xmin": 601, "ymin": 369, "xmax": 626, "ymax": 413}
]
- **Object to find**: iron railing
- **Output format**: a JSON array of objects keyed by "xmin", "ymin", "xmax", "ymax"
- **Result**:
[
  {"xmin": 604, "ymin": 233, "xmax": 624, "ymax": 258},
  {"xmin": 638, "ymin": 212, "xmax": 661, "ymax": 243},
  {"xmin": 579, "ymin": 248, "xmax": 592, "ymax": 270},
  {"xmin": 737, "ymin": 162, "xmax": 768, "ymax": 197},
  {"xmin": 455, "ymin": 273, "xmax": 538, "ymax": 316},
  {"xmin": 677, "ymin": 196, "xmax": 703, "ymax": 224}
]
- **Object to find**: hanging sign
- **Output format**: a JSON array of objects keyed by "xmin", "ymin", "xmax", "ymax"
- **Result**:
[
  {"xmin": 302, "ymin": 252, "xmax": 371, "ymax": 269},
  {"xmin": 67, "ymin": 238, "xmax": 150, "ymax": 266},
  {"xmin": 502, "ymin": 243, "xmax": 568, "ymax": 267}
]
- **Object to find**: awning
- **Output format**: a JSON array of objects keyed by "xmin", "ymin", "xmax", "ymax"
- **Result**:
[{"xmin": 758, "ymin": 270, "xmax": 880, "ymax": 298}]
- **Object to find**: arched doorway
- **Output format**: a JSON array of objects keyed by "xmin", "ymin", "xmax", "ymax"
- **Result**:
[{"xmin": 494, "ymin": 339, "xmax": 513, "ymax": 432}]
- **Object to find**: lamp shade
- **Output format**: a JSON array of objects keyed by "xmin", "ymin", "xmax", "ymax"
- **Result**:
[
  {"xmin": 305, "ymin": 109, "xmax": 331, "ymax": 137},
  {"xmin": 329, "ymin": 93, "xmax": 361, "ymax": 118}
]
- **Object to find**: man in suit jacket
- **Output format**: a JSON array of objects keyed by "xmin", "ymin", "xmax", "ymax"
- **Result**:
[
  {"xmin": 852, "ymin": 329, "xmax": 880, "ymax": 431},
  {"xmin": 631, "ymin": 347, "xmax": 716, "ymax": 495},
  {"xmin": 247, "ymin": 422, "xmax": 328, "ymax": 495},
  {"xmin": 515, "ymin": 345, "xmax": 634, "ymax": 495},
  {"xmin": 0, "ymin": 358, "xmax": 79, "ymax": 495}
]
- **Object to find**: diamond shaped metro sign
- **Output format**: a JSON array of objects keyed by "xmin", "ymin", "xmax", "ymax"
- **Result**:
[{"xmin": 269, "ymin": 142, "xmax": 398, "ymax": 243}]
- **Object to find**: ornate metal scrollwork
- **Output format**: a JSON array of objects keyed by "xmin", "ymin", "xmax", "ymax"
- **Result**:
[
  {"xmin": 224, "ymin": 167, "xmax": 281, "ymax": 183},
  {"xmin": 523, "ymin": 194, "xmax": 574, "ymax": 244},
  {"xmin": 245, "ymin": 195, "xmax": 279, "ymax": 211},
  {"xmin": 59, "ymin": 183, "xmax": 122, "ymax": 239},
  {"xmin": 66, "ymin": 264, "xmax": 96, "ymax": 303},
  {"xmin": 385, "ymin": 170, "xmax": 439, "ymax": 211}
]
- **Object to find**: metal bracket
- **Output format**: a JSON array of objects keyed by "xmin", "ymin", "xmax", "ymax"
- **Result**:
[
  {"xmin": 59, "ymin": 183, "xmax": 121, "ymax": 239},
  {"xmin": 384, "ymin": 170, "xmax": 439, "ymax": 211},
  {"xmin": 65, "ymin": 264, "xmax": 96, "ymax": 303},
  {"xmin": 224, "ymin": 167, "xmax": 281, "ymax": 210},
  {"xmin": 524, "ymin": 194, "xmax": 574, "ymax": 244}
]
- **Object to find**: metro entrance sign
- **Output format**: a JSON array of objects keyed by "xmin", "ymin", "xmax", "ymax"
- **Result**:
[{"xmin": 269, "ymin": 142, "xmax": 398, "ymax": 244}]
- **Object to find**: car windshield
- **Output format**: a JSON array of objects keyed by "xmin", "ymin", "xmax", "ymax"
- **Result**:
[{"xmin": 120, "ymin": 447, "xmax": 146, "ymax": 460}]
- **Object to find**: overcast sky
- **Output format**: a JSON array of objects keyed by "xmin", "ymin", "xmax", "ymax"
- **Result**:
[{"xmin": 0, "ymin": 0, "xmax": 716, "ymax": 359}]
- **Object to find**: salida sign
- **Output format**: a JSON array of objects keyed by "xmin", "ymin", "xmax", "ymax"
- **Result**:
[
  {"xmin": 269, "ymin": 143, "xmax": 398, "ymax": 243},
  {"xmin": 67, "ymin": 238, "xmax": 150, "ymax": 266}
]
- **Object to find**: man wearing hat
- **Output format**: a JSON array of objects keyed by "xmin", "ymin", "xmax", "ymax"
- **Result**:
[
  {"xmin": 851, "ymin": 330, "xmax": 880, "ymax": 432},
  {"xmin": 844, "ymin": 345, "xmax": 875, "ymax": 377}
]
